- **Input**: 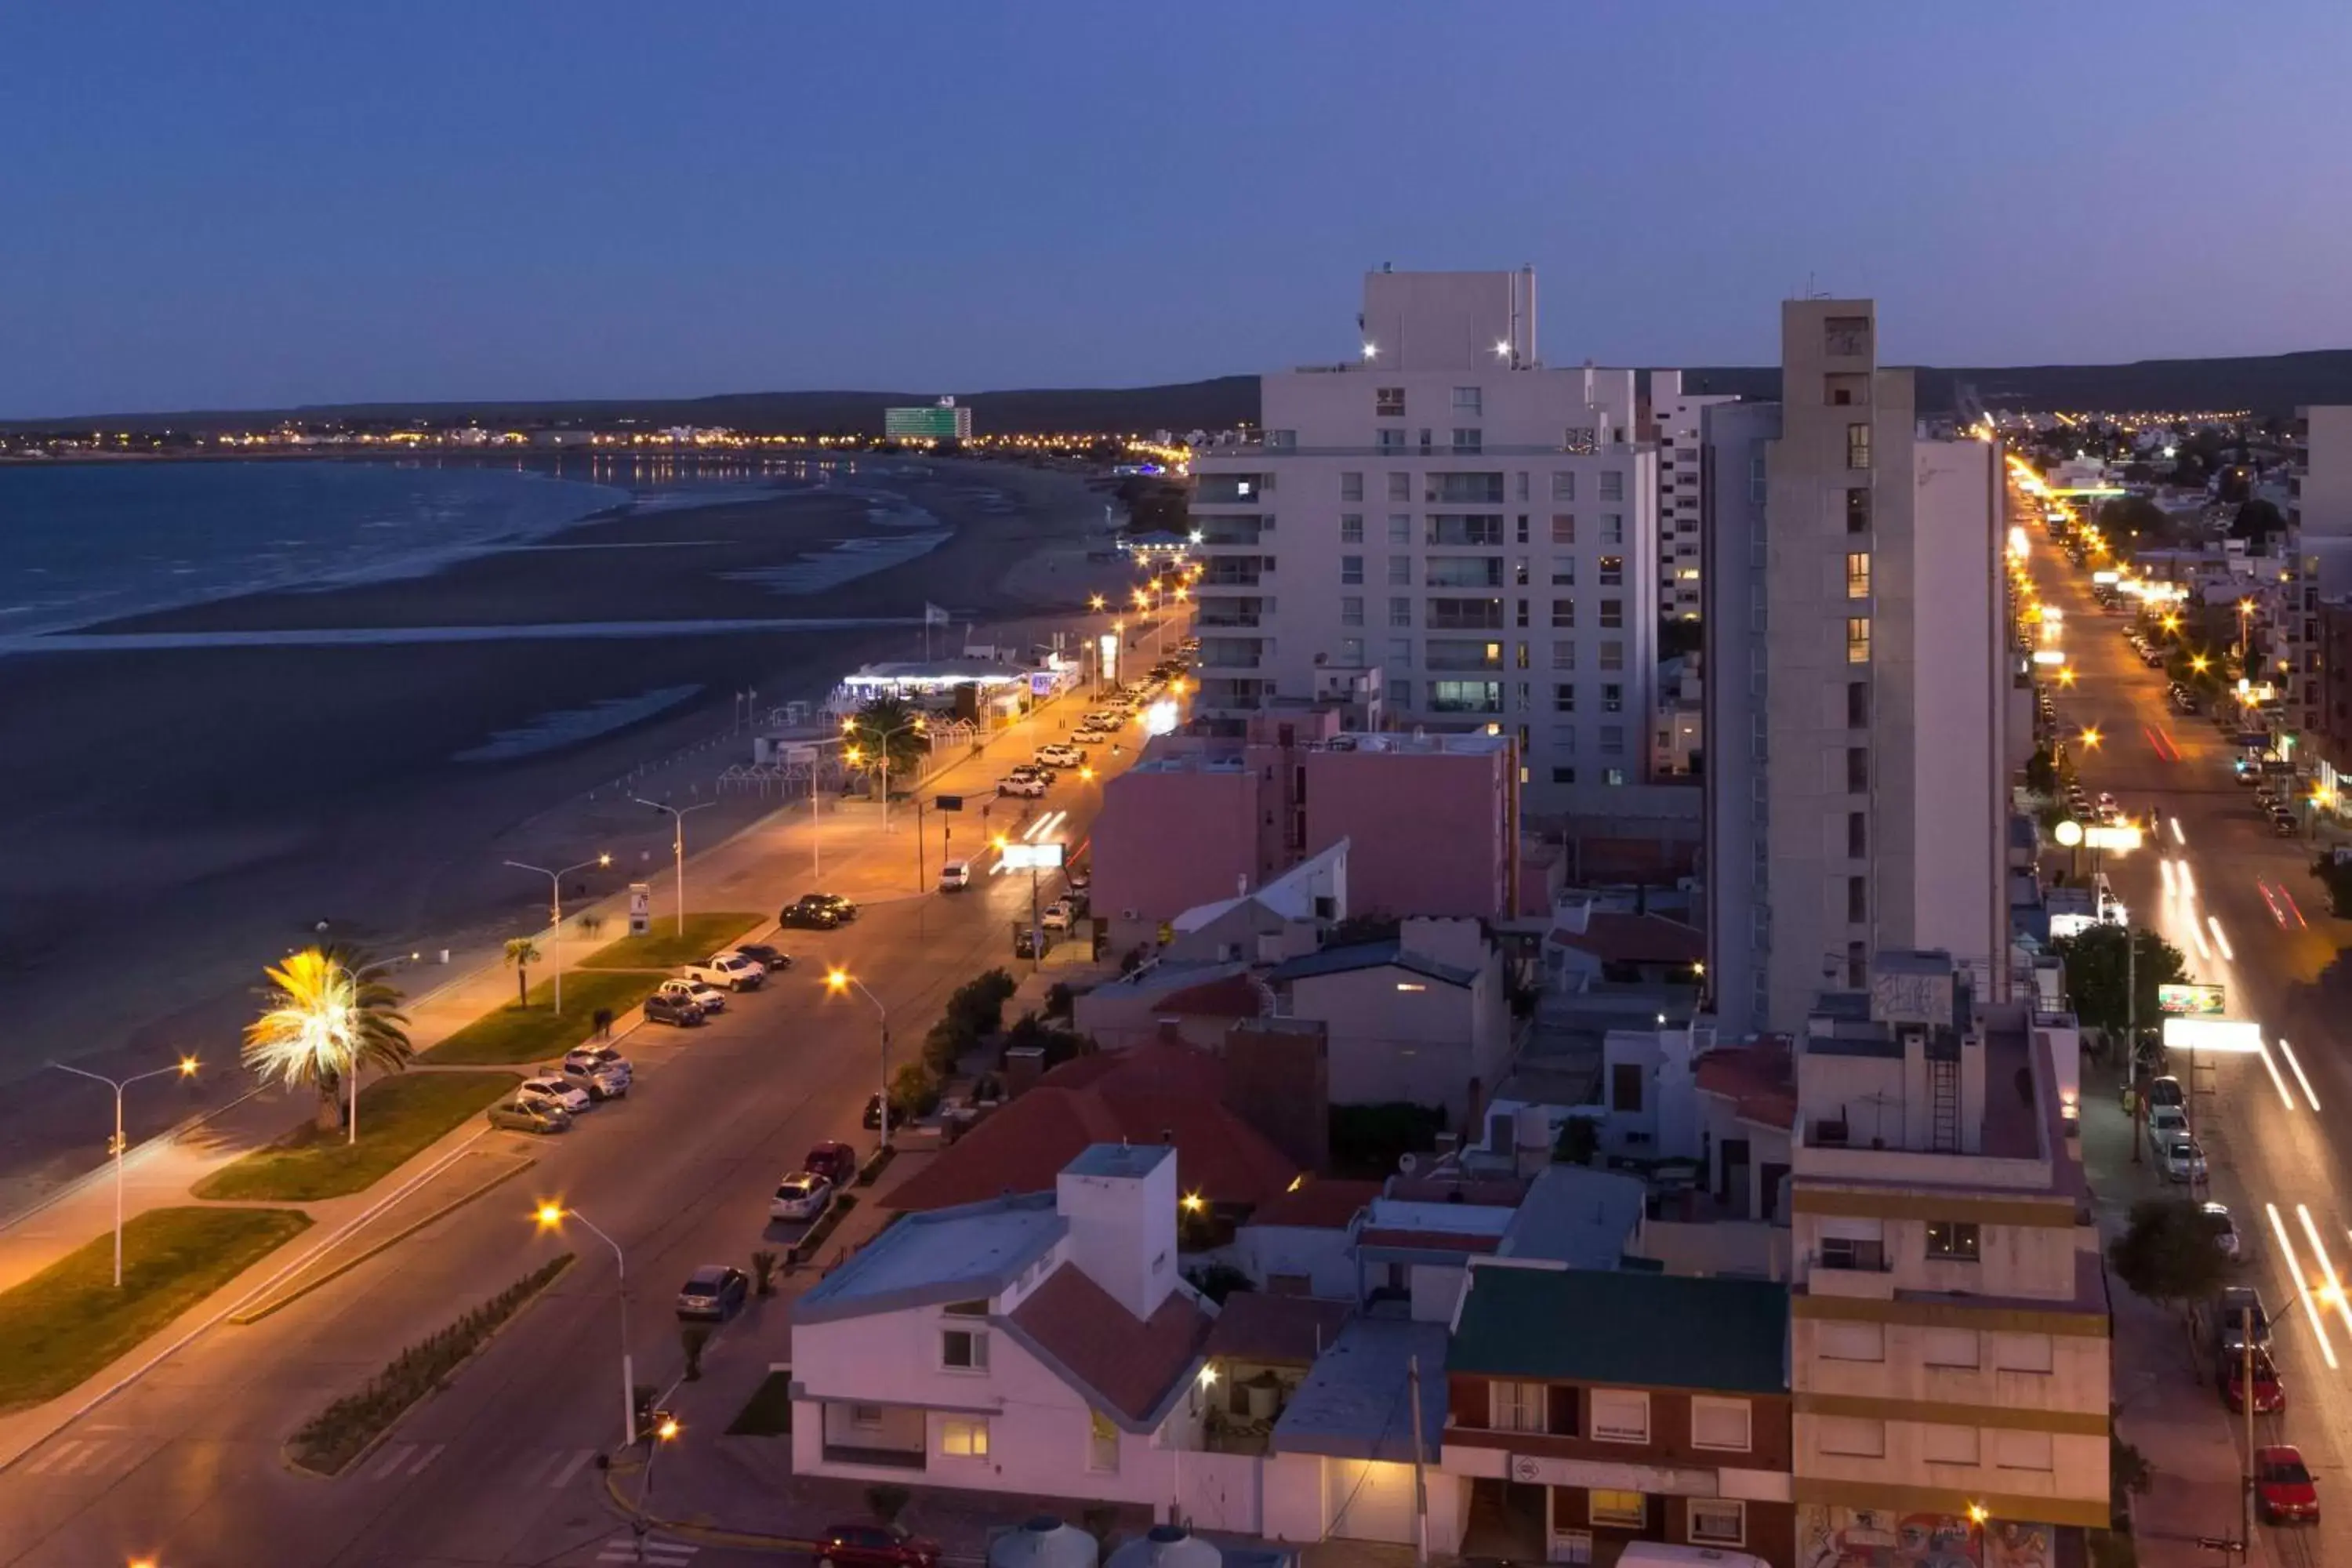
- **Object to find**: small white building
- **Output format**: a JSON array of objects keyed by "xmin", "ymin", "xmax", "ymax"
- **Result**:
[{"xmin": 1263, "ymin": 917, "xmax": 1512, "ymax": 1120}]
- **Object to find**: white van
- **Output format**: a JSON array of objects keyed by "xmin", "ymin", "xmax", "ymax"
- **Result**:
[
  {"xmin": 1614, "ymin": 1544, "xmax": 1771, "ymax": 1568},
  {"xmin": 938, "ymin": 859, "xmax": 972, "ymax": 892}
]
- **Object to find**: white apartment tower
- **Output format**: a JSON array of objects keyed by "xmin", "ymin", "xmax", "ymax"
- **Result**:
[
  {"xmin": 1189, "ymin": 270, "xmax": 1659, "ymax": 811},
  {"xmin": 1651, "ymin": 371, "xmax": 1738, "ymax": 620},
  {"xmin": 1704, "ymin": 301, "xmax": 2009, "ymax": 1035}
]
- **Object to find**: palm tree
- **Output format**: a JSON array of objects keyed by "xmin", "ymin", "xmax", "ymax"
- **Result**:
[
  {"xmin": 844, "ymin": 695, "xmax": 930, "ymax": 785},
  {"xmin": 242, "ymin": 947, "xmax": 413, "ymax": 1133},
  {"xmin": 505, "ymin": 937, "xmax": 541, "ymax": 1007}
]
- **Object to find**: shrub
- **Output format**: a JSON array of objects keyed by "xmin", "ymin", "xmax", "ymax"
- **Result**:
[
  {"xmin": 868, "ymin": 1484, "xmax": 911, "ymax": 1525},
  {"xmin": 890, "ymin": 1062, "xmax": 940, "ymax": 1117},
  {"xmin": 1329, "ymin": 1102, "xmax": 1446, "ymax": 1178}
]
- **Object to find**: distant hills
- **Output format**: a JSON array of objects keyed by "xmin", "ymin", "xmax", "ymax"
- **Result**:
[{"xmin": 13, "ymin": 349, "xmax": 2352, "ymax": 436}]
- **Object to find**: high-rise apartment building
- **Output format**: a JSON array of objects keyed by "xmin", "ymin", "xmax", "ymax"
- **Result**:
[
  {"xmin": 1189, "ymin": 270, "xmax": 1658, "ymax": 812},
  {"xmin": 1651, "ymin": 371, "xmax": 1738, "ymax": 621},
  {"xmin": 1788, "ymin": 951, "xmax": 2106, "ymax": 1568},
  {"xmin": 1704, "ymin": 301, "xmax": 2008, "ymax": 1035}
]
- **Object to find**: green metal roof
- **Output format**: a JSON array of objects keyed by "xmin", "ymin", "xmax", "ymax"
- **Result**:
[{"xmin": 1446, "ymin": 1265, "xmax": 1788, "ymax": 1394}]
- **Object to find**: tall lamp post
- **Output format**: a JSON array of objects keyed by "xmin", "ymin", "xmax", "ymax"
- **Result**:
[
  {"xmin": 48, "ymin": 1055, "xmax": 198, "ymax": 1287},
  {"xmin": 535, "ymin": 1203, "xmax": 637, "ymax": 1448},
  {"xmin": 631, "ymin": 799, "xmax": 713, "ymax": 938},
  {"xmin": 842, "ymin": 711, "xmax": 927, "ymax": 833},
  {"xmin": 503, "ymin": 853, "xmax": 612, "ymax": 1014},
  {"xmin": 825, "ymin": 969, "xmax": 893, "ymax": 1151}
]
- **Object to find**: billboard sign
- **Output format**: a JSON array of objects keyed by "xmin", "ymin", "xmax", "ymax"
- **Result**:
[
  {"xmin": 1098, "ymin": 632, "xmax": 1120, "ymax": 686},
  {"xmin": 1000, "ymin": 841, "xmax": 1065, "ymax": 870},
  {"xmin": 2161, "ymin": 1018, "xmax": 2263, "ymax": 1054},
  {"xmin": 2157, "ymin": 982, "xmax": 2225, "ymax": 1017}
]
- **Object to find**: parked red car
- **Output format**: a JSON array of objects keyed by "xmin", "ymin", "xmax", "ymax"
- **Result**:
[
  {"xmin": 2221, "ymin": 1347, "xmax": 2285, "ymax": 1414},
  {"xmin": 2256, "ymin": 1445, "xmax": 2319, "ymax": 1523},
  {"xmin": 804, "ymin": 1141, "xmax": 858, "ymax": 1187},
  {"xmin": 814, "ymin": 1522, "xmax": 942, "ymax": 1568}
]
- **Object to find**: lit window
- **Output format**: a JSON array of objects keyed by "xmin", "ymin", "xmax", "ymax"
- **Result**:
[
  {"xmin": 1588, "ymin": 1490, "xmax": 1646, "ymax": 1528},
  {"xmin": 1846, "ymin": 617, "xmax": 1871, "ymax": 665},
  {"xmin": 1926, "ymin": 1221, "xmax": 1981, "ymax": 1261},
  {"xmin": 1846, "ymin": 551, "xmax": 1871, "ymax": 599},
  {"xmin": 1847, "ymin": 423, "xmax": 1872, "ymax": 470},
  {"xmin": 1396, "ymin": 982, "xmax": 1427, "ymax": 993},
  {"xmin": 1599, "ymin": 554, "xmax": 1623, "ymax": 586},
  {"xmin": 939, "ymin": 1417, "xmax": 990, "ymax": 1457}
]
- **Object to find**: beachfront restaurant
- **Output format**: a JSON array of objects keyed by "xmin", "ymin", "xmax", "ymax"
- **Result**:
[{"xmin": 827, "ymin": 655, "xmax": 1083, "ymax": 727}]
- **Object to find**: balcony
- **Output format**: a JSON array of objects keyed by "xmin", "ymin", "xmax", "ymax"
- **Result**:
[{"xmin": 822, "ymin": 1443, "xmax": 925, "ymax": 1470}]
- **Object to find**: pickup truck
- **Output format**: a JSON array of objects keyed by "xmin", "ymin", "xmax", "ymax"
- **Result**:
[{"xmin": 684, "ymin": 951, "xmax": 767, "ymax": 992}]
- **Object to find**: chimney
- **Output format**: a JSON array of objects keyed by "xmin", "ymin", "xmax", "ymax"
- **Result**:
[{"xmin": 1004, "ymin": 1045, "xmax": 1047, "ymax": 1098}]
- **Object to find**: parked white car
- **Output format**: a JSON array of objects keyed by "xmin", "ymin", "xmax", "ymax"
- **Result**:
[
  {"xmin": 517, "ymin": 1075, "xmax": 593, "ymax": 1116},
  {"xmin": 561, "ymin": 1046, "xmax": 632, "ymax": 1098},
  {"xmin": 656, "ymin": 977, "xmax": 728, "ymax": 1014},
  {"xmin": 769, "ymin": 1171, "xmax": 835, "ymax": 1223},
  {"xmin": 1036, "ymin": 744, "xmax": 1083, "ymax": 768},
  {"xmin": 1040, "ymin": 898, "xmax": 1075, "ymax": 931},
  {"xmin": 685, "ymin": 951, "xmax": 767, "ymax": 992},
  {"xmin": 2146, "ymin": 1104, "xmax": 2189, "ymax": 1151},
  {"xmin": 998, "ymin": 775, "xmax": 1047, "ymax": 799},
  {"xmin": 2163, "ymin": 1137, "xmax": 2209, "ymax": 1185}
]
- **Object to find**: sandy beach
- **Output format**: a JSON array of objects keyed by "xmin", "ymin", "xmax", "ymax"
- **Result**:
[{"xmin": 0, "ymin": 456, "xmax": 1127, "ymax": 1203}]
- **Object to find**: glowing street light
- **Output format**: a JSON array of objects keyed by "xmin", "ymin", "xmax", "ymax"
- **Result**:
[
  {"xmin": 535, "ymin": 1203, "xmax": 638, "ymax": 1447},
  {"xmin": 48, "ymin": 1055, "xmax": 199, "ymax": 1287},
  {"xmin": 502, "ymin": 853, "xmax": 612, "ymax": 1014},
  {"xmin": 2080, "ymin": 726, "xmax": 2103, "ymax": 750},
  {"xmin": 631, "ymin": 798, "xmax": 715, "ymax": 938},
  {"xmin": 826, "ymin": 969, "xmax": 895, "ymax": 1151}
]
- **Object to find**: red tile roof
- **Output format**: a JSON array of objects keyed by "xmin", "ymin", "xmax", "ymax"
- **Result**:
[
  {"xmin": 1153, "ymin": 974, "xmax": 1269, "ymax": 1020},
  {"xmin": 885, "ymin": 1044, "xmax": 1301, "ymax": 1214},
  {"xmin": 1244, "ymin": 1178, "xmax": 1382, "ymax": 1232},
  {"xmin": 1203, "ymin": 1292, "xmax": 1353, "ymax": 1365},
  {"xmin": 1693, "ymin": 1040, "xmax": 1797, "ymax": 1131},
  {"xmin": 1009, "ymin": 1267, "xmax": 1214, "ymax": 1423},
  {"xmin": 1547, "ymin": 912, "xmax": 1706, "ymax": 966}
]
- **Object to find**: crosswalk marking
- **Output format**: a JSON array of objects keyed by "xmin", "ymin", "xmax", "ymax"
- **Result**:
[
  {"xmin": 549, "ymin": 1447, "xmax": 596, "ymax": 1489},
  {"xmin": 514, "ymin": 1446, "xmax": 598, "ymax": 1489},
  {"xmin": 25, "ymin": 1439, "xmax": 111, "ymax": 1476},
  {"xmin": 597, "ymin": 1534, "xmax": 697, "ymax": 1566},
  {"xmin": 361, "ymin": 1440, "xmax": 444, "ymax": 1481}
]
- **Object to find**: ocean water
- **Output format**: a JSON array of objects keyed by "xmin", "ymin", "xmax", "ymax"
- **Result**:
[{"xmin": 0, "ymin": 459, "xmax": 631, "ymax": 636}]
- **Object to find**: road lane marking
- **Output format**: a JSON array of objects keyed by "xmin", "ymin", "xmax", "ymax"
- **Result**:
[
  {"xmin": 517, "ymin": 1450, "xmax": 557, "ymax": 1487},
  {"xmin": 2208, "ymin": 916, "xmax": 2234, "ymax": 962},
  {"xmin": 550, "ymin": 1447, "xmax": 596, "ymax": 1488},
  {"xmin": 2255, "ymin": 1037, "xmax": 2298, "ymax": 1111},
  {"xmin": 2267, "ymin": 1203, "xmax": 2339, "ymax": 1368},
  {"xmin": 2188, "ymin": 920, "xmax": 2212, "ymax": 963},
  {"xmin": 367, "ymin": 1443, "xmax": 415, "ymax": 1481},
  {"xmin": 2279, "ymin": 1040, "xmax": 2322, "ymax": 1112},
  {"xmin": 405, "ymin": 1442, "xmax": 444, "ymax": 1475},
  {"xmin": 25, "ymin": 1439, "xmax": 103, "ymax": 1476}
]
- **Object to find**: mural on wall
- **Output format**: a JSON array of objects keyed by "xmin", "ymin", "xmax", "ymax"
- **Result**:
[{"xmin": 1798, "ymin": 1506, "xmax": 2053, "ymax": 1568}]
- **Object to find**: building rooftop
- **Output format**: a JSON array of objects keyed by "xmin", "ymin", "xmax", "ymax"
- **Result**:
[
  {"xmin": 1203, "ymin": 1292, "xmax": 1355, "ymax": 1367},
  {"xmin": 1272, "ymin": 1318, "xmax": 1449, "ymax": 1463},
  {"xmin": 793, "ymin": 1192, "xmax": 1065, "ymax": 1323},
  {"xmin": 1547, "ymin": 912, "xmax": 1707, "ymax": 967},
  {"xmin": 1694, "ymin": 1038, "xmax": 1798, "ymax": 1131},
  {"xmin": 1449, "ymin": 1264, "xmax": 1789, "ymax": 1394},
  {"xmin": 1065, "ymin": 1143, "xmax": 1174, "ymax": 1181},
  {"xmin": 1244, "ymin": 1178, "xmax": 1384, "ymax": 1232},
  {"xmin": 1005, "ymin": 1265, "xmax": 1215, "ymax": 1429},
  {"xmin": 1265, "ymin": 938, "xmax": 1478, "ymax": 989},
  {"xmin": 1497, "ymin": 1165, "xmax": 1647, "ymax": 1269}
]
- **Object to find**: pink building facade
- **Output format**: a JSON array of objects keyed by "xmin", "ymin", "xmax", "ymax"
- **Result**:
[{"xmin": 1093, "ymin": 710, "xmax": 1519, "ymax": 946}]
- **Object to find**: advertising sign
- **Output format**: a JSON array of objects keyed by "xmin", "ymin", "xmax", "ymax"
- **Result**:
[
  {"xmin": 999, "ymin": 841, "xmax": 1065, "ymax": 870},
  {"xmin": 627, "ymin": 882, "xmax": 652, "ymax": 936},
  {"xmin": 1098, "ymin": 632, "xmax": 1120, "ymax": 686},
  {"xmin": 2158, "ymin": 982, "xmax": 2225, "ymax": 1017},
  {"xmin": 2161, "ymin": 1017, "xmax": 2263, "ymax": 1054},
  {"xmin": 1029, "ymin": 671, "xmax": 1055, "ymax": 697}
]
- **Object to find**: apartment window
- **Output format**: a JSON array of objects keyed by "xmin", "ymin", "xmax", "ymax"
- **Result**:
[
  {"xmin": 1340, "ymin": 595, "xmax": 1364, "ymax": 627},
  {"xmin": 1550, "ymin": 513, "xmax": 1576, "ymax": 545},
  {"xmin": 1515, "ymin": 514, "xmax": 1530, "ymax": 544},
  {"xmin": 939, "ymin": 1417, "xmax": 990, "ymax": 1457},
  {"xmin": 1846, "ymin": 486, "xmax": 1871, "ymax": 533},
  {"xmin": 1388, "ymin": 512, "xmax": 1412, "ymax": 543},
  {"xmin": 1923, "ymin": 1328, "xmax": 1981, "ymax": 1368},
  {"xmin": 1922, "ymin": 1424, "xmax": 1981, "ymax": 1466},
  {"xmin": 1926, "ymin": 1221, "xmax": 1982, "ymax": 1261},
  {"xmin": 1846, "ymin": 616, "xmax": 1871, "ymax": 664},
  {"xmin": 1604, "ymin": 767, "xmax": 1624, "ymax": 786},
  {"xmin": 1516, "ymin": 598, "xmax": 1530, "ymax": 628},
  {"xmin": 1551, "ymin": 598, "xmax": 1575, "ymax": 630},
  {"xmin": 1846, "ymin": 551, "xmax": 1871, "ymax": 599},
  {"xmin": 1846, "ymin": 423, "xmax": 1872, "ymax": 470},
  {"xmin": 1847, "ymin": 876, "xmax": 1867, "ymax": 923},
  {"xmin": 1490, "ymin": 1381, "xmax": 1545, "ymax": 1432},
  {"xmin": 1341, "ymin": 556, "xmax": 1364, "ymax": 586},
  {"xmin": 1513, "ymin": 558, "xmax": 1530, "ymax": 587},
  {"xmin": 1847, "ymin": 811, "xmax": 1867, "ymax": 858},
  {"xmin": 1340, "ymin": 637, "xmax": 1364, "ymax": 665},
  {"xmin": 1551, "ymin": 766, "xmax": 1577, "ymax": 784},
  {"xmin": 1375, "ymin": 387, "xmax": 1405, "ymax": 417},
  {"xmin": 1599, "ymin": 641, "xmax": 1625, "ymax": 672},
  {"xmin": 1610, "ymin": 1061, "xmax": 1644, "ymax": 1112},
  {"xmin": 1515, "ymin": 470, "xmax": 1530, "ymax": 501},
  {"xmin": 1601, "ymin": 514, "xmax": 1624, "ymax": 546},
  {"xmin": 1427, "ymin": 680, "xmax": 1502, "ymax": 713},
  {"xmin": 941, "ymin": 1329, "xmax": 989, "ymax": 1371},
  {"xmin": 1513, "ymin": 641, "xmax": 1527, "ymax": 670},
  {"xmin": 1385, "ymin": 554, "xmax": 1411, "ymax": 586},
  {"xmin": 1551, "ymin": 472, "xmax": 1577, "ymax": 502},
  {"xmin": 1600, "ymin": 599, "xmax": 1624, "ymax": 629},
  {"xmin": 1599, "ymin": 470, "xmax": 1625, "ymax": 503},
  {"xmin": 1825, "ymin": 314, "xmax": 1871, "ymax": 355},
  {"xmin": 1589, "ymin": 1388, "xmax": 1650, "ymax": 1443},
  {"xmin": 1818, "ymin": 1417, "xmax": 1886, "ymax": 1458},
  {"xmin": 1390, "ymin": 597, "xmax": 1413, "ymax": 628},
  {"xmin": 1690, "ymin": 1397, "xmax": 1751, "ymax": 1453},
  {"xmin": 1820, "ymin": 1236, "xmax": 1885, "ymax": 1272},
  {"xmin": 1387, "ymin": 471, "xmax": 1411, "ymax": 501},
  {"xmin": 1453, "ymin": 386, "xmax": 1483, "ymax": 414},
  {"xmin": 1554, "ymin": 684, "xmax": 1577, "ymax": 713},
  {"xmin": 1552, "ymin": 640, "xmax": 1577, "ymax": 670},
  {"xmin": 1388, "ymin": 677, "xmax": 1411, "ymax": 707},
  {"xmin": 1994, "ymin": 1430, "xmax": 2055, "ymax": 1472},
  {"xmin": 1689, "ymin": 1500, "xmax": 1746, "ymax": 1548},
  {"xmin": 1600, "ymin": 723, "xmax": 1627, "ymax": 757},
  {"xmin": 1846, "ymin": 746, "xmax": 1869, "ymax": 792},
  {"xmin": 1341, "ymin": 514, "xmax": 1364, "ymax": 544},
  {"xmin": 1817, "ymin": 1320, "xmax": 1885, "ymax": 1362},
  {"xmin": 850, "ymin": 1403, "xmax": 884, "ymax": 1429},
  {"xmin": 1599, "ymin": 554, "xmax": 1624, "ymax": 586},
  {"xmin": 1551, "ymin": 559, "xmax": 1576, "ymax": 586},
  {"xmin": 1452, "ymin": 428, "xmax": 1484, "ymax": 455},
  {"xmin": 1341, "ymin": 472, "xmax": 1364, "ymax": 503},
  {"xmin": 1600, "ymin": 681, "xmax": 1624, "ymax": 713},
  {"xmin": 1419, "ymin": 428, "xmax": 1433, "ymax": 453},
  {"xmin": 1265, "ymin": 430, "xmax": 1296, "ymax": 450},
  {"xmin": 1588, "ymin": 1490, "xmax": 1646, "ymax": 1530},
  {"xmin": 1377, "ymin": 429, "xmax": 1405, "ymax": 455},
  {"xmin": 1390, "ymin": 637, "xmax": 1414, "ymax": 668},
  {"xmin": 1749, "ymin": 454, "xmax": 1768, "ymax": 504},
  {"xmin": 1991, "ymin": 1332, "xmax": 2055, "ymax": 1374},
  {"xmin": 1846, "ymin": 680, "xmax": 1870, "ymax": 727},
  {"xmin": 1088, "ymin": 1408, "xmax": 1120, "ymax": 1472}
]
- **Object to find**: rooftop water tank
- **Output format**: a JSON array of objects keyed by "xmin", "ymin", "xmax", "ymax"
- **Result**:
[
  {"xmin": 1106, "ymin": 1525, "xmax": 1222, "ymax": 1568},
  {"xmin": 990, "ymin": 1516, "xmax": 1100, "ymax": 1568}
]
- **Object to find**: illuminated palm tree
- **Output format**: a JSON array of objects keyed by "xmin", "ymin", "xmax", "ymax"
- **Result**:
[
  {"xmin": 242, "ymin": 947, "xmax": 412, "ymax": 1135},
  {"xmin": 504, "ymin": 937, "xmax": 541, "ymax": 1007}
]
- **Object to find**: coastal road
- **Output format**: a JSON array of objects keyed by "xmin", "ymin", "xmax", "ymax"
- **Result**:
[
  {"xmin": 2027, "ymin": 484, "xmax": 2352, "ymax": 1563},
  {"xmin": 0, "ymin": 675, "xmax": 1170, "ymax": 1566}
]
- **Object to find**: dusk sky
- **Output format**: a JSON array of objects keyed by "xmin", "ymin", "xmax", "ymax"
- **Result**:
[{"xmin": 6, "ymin": 0, "xmax": 2349, "ymax": 419}]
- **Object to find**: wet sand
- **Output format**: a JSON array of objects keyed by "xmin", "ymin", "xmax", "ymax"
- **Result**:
[{"xmin": 0, "ymin": 457, "xmax": 1123, "ymax": 1203}]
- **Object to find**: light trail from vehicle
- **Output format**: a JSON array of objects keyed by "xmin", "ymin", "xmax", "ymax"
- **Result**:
[
  {"xmin": 2177, "ymin": 861, "xmax": 2196, "ymax": 902},
  {"xmin": 2170, "ymin": 817, "xmax": 2186, "ymax": 845},
  {"xmin": 2161, "ymin": 860, "xmax": 2177, "ymax": 899},
  {"xmin": 2299, "ymin": 1206, "xmax": 2350, "ymax": 1340},
  {"xmin": 2207, "ymin": 916, "xmax": 2234, "ymax": 962},
  {"xmin": 2279, "ymin": 1040, "xmax": 2322, "ymax": 1112},
  {"xmin": 2254, "ymin": 1036, "xmax": 2299, "ymax": 1111},
  {"xmin": 2267, "ymin": 1203, "xmax": 2339, "ymax": 1369},
  {"xmin": 2187, "ymin": 918, "xmax": 2212, "ymax": 963}
]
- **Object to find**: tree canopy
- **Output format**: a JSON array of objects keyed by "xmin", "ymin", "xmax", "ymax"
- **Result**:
[
  {"xmin": 2051, "ymin": 924, "xmax": 2187, "ymax": 1034},
  {"xmin": 2108, "ymin": 1196, "xmax": 2227, "ymax": 1316}
]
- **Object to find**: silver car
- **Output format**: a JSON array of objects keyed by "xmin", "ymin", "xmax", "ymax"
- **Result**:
[
  {"xmin": 487, "ymin": 1098, "xmax": 571, "ymax": 1134},
  {"xmin": 518, "ymin": 1076, "xmax": 592, "ymax": 1116}
]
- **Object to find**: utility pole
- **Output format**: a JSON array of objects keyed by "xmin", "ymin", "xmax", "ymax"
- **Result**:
[
  {"xmin": 2241, "ymin": 1305, "xmax": 2256, "ymax": 1556},
  {"xmin": 2128, "ymin": 924, "xmax": 2142, "ymax": 1163},
  {"xmin": 1406, "ymin": 1354, "xmax": 1430, "ymax": 1568}
]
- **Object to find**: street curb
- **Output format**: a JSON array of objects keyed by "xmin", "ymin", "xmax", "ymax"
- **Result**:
[
  {"xmin": 601, "ymin": 1463, "xmax": 825, "ymax": 1555},
  {"xmin": 0, "ymin": 1083, "xmax": 268, "ymax": 1238},
  {"xmin": 227, "ymin": 1154, "xmax": 538, "ymax": 1326}
]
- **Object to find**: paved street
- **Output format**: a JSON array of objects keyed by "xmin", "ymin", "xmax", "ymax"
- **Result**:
[
  {"xmin": 2029, "ymin": 491, "xmax": 2350, "ymax": 1568},
  {"xmin": 0, "ymin": 609, "xmax": 1183, "ymax": 1567}
]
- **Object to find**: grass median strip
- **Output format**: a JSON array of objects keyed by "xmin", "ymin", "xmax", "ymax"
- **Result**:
[
  {"xmin": 192, "ymin": 1073, "xmax": 521, "ymax": 1202},
  {"xmin": 424, "ymin": 970, "xmax": 658, "ymax": 1065},
  {"xmin": 575, "ymin": 912, "xmax": 763, "ymax": 971},
  {"xmin": 0, "ymin": 1206, "xmax": 313, "ymax": 1411},
  {"xmin": 289, "ymin": 1253, "xmax": 572, "ymax": 1476}
]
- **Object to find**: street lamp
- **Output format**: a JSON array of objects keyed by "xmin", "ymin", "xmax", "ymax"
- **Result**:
[
  {"xmin": 535, "ymin": 1203, "xmax": 637, "ymax": 1448},
  {"xmin": 825, "ymin": 969, "xmax": 893, "ymax": 1151},
  {"xmin": 503, "ymin": 854, "xmax": 612, "ymax": 1014},
  {"xmin": 48, "ymin": 1055, "xmax": 198, "ymax": 1287},
  {"xmin": 842, "ymin": 713, "xmax": 927, "ymax": 831},
  {"xmin": 630, "ymin": 798, "xmax": 713, "ymax": 938}
]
